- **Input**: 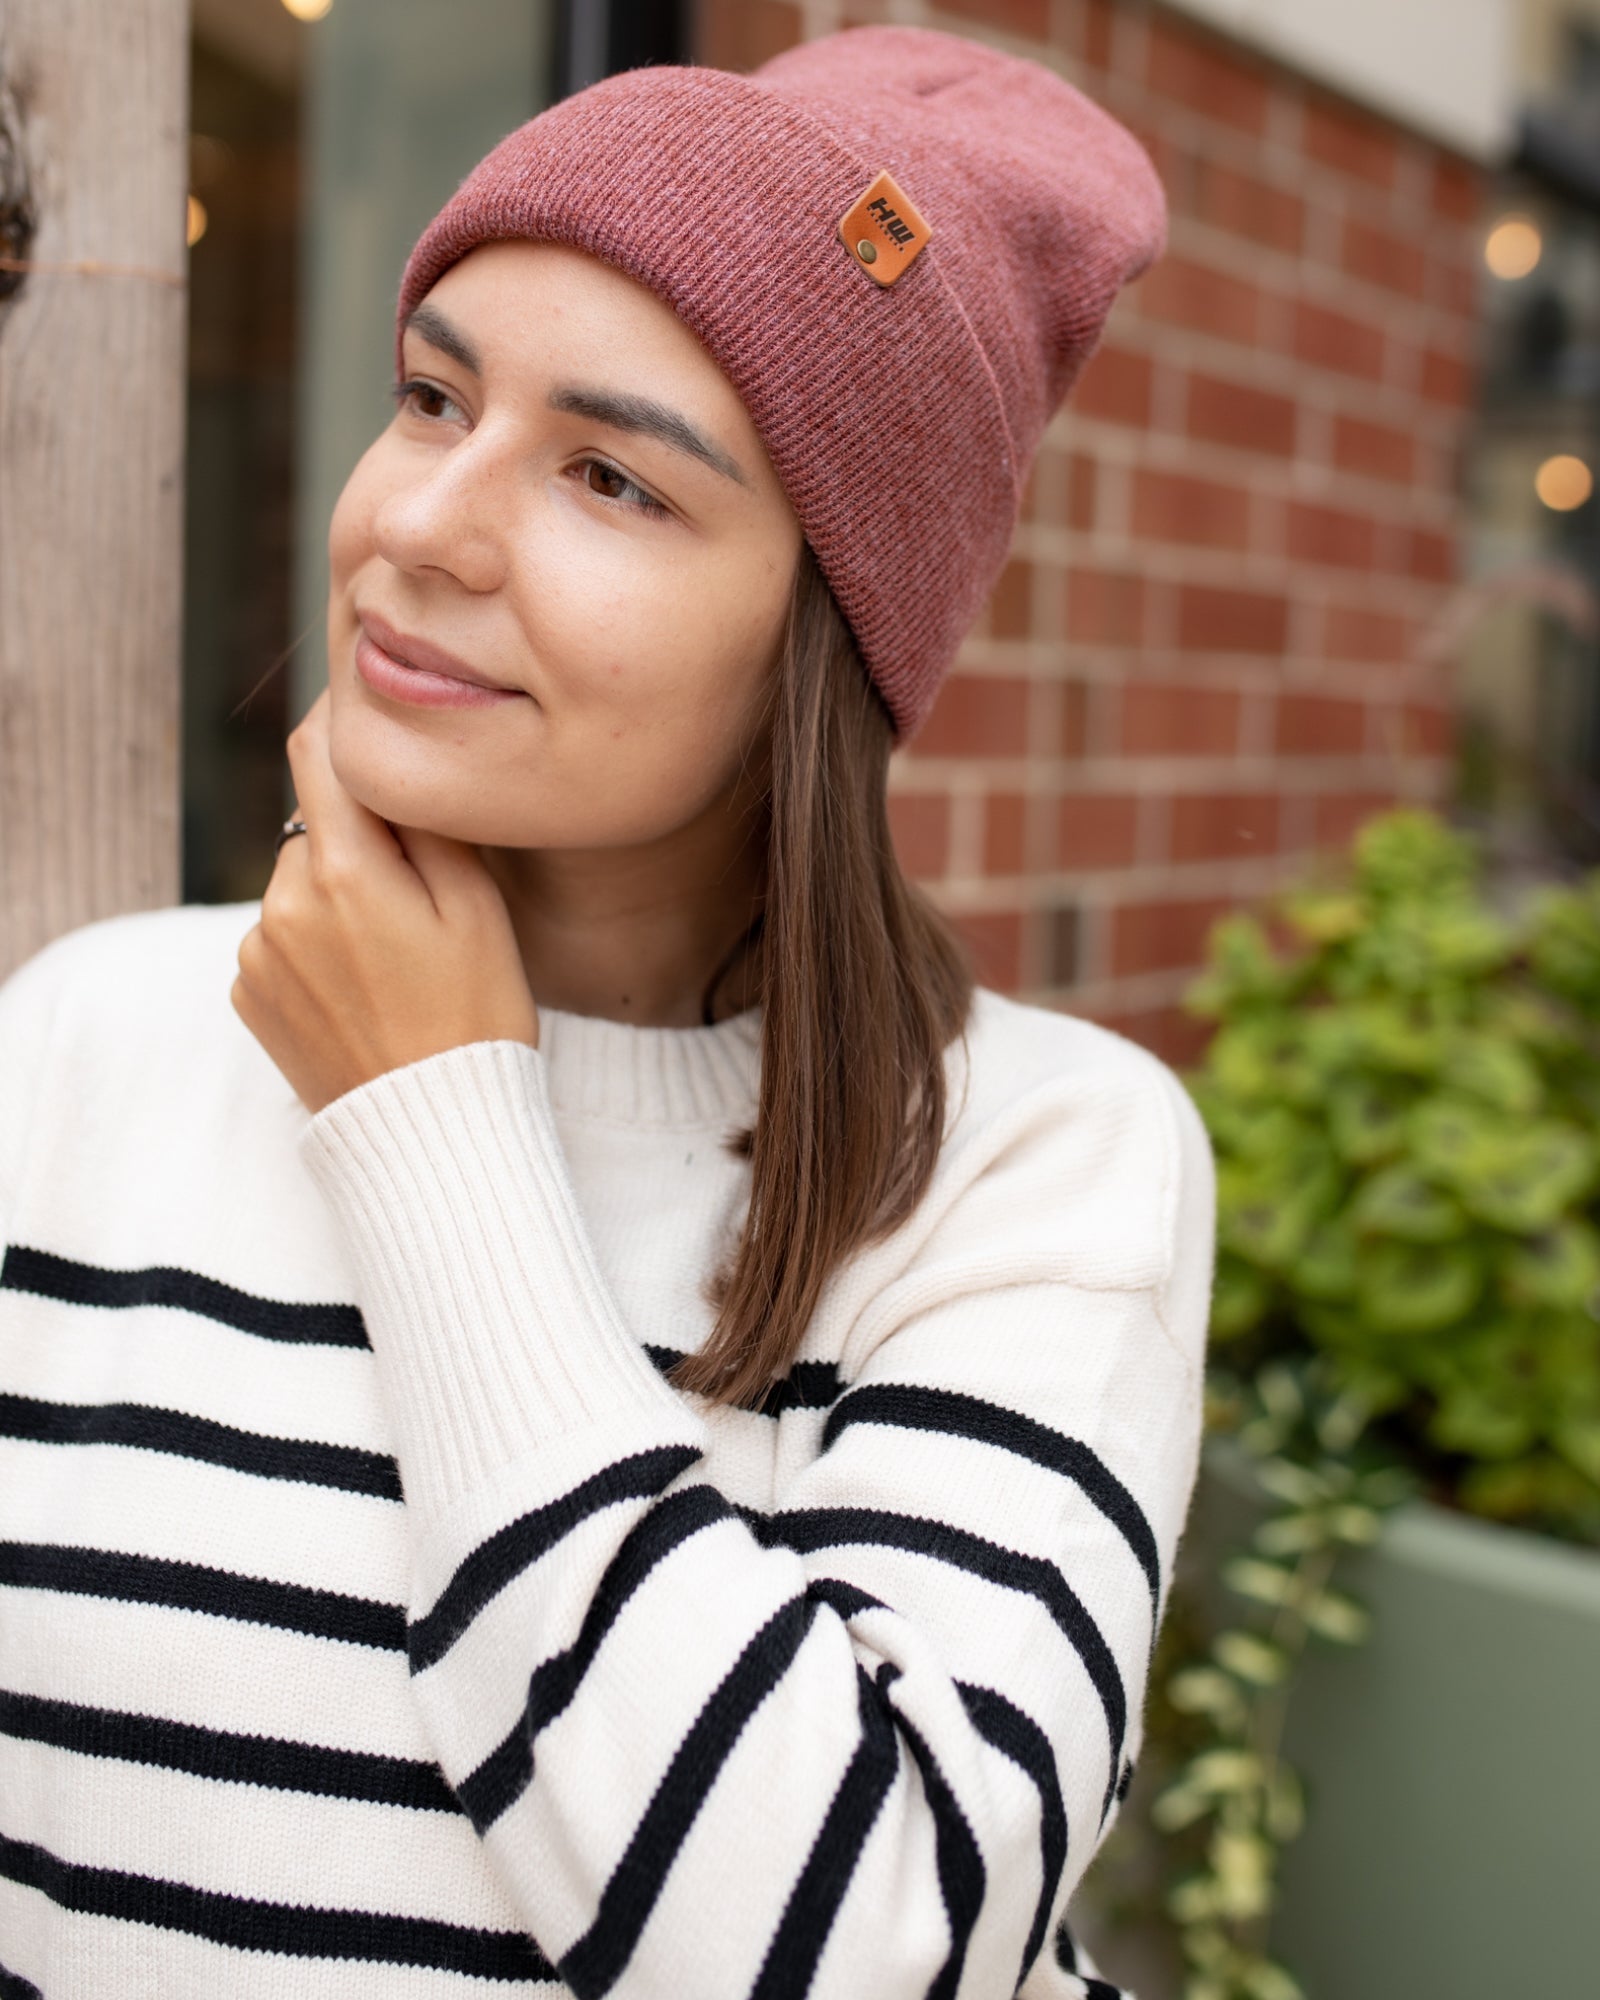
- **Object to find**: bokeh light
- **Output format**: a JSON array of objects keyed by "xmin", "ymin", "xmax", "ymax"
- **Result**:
[
  {"xmin": 1484, "ymin": 216, "xmax": 1543, "ymax": 280},
  {"xmin": 186, "ymin": 195, "xmax": 208, "ymax": 249},
  {"xmin": 281, "ymin": 0, "xmax": 334, "ymax": 21},
  {"xmin": 1535, "ymin": 454, "xmax": 1594, "ymax": 512}
]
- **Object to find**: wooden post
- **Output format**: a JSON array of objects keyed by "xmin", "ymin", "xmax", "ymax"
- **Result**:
[{"xmin": 0, "ymin": 1, "xmax": 188, "ymax": 981}]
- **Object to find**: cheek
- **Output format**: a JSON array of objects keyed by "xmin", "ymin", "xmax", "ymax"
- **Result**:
[
  {"xmin": 555, "ymin": 548, "xmax": 788, "ymax": 723},
  {"xmin": 327, "ymin": 444, "xmax": 388, "ymax": 586}
]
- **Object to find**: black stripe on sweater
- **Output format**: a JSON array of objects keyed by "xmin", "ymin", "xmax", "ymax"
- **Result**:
[
  {"xmin": 873, "ymin": 1661, "xmax": 987, "ymax": 2000},
  {"xmin": 0, "ymin": 1541, "xmax": 406, "ymax": 1652},
  {"xmin": 756, "ymin": 1504, "xmax": 1125, "ymax": 1827},
  {"xmin": 0, "ymin": 1687, "xmax": 456, "ymax": 1815},
  {"xmin": 461, "ymin": 1548, "xmax": 891, "ymax": 1836},
  {"xmin": 0, "ymin": 1244, "xmax": 368, "ymax": 1348},
  {"xmin": 747, "ymin": 1661, "xmax": 899, "ymax": 2000},
  {"xmin": 559, "ymin": 1594, "xmax": 817, "ymax": 1997},
  {"xmin": 0, "ymin": 1959, "xmax": 42, "ymax": 2000},
  {"xmin": 407, "ymin": 1445, "xmax": 701, "ymax": 1675},
  {"xmin": 0, "ymin": 1831, "xmax": 553, "ymax": 1982},
  {"xmin": 821, "ymin": 1384, "xmax": 1162, "ymax": 1622},
  {"xmin": 956, "ymin": 1680, "xmax": 1067, "ymax": 1991},
  {"xmin": 644, "ymin": 1345, "xmax": 843, "ymax": 1415},
  {"xmin": 456, "ymin": 1482, "xmax": 732, "ymax": 1831},
  {"xmin": 0, "ymin": 1391, "xmax": 401, "ymax": 1501}
]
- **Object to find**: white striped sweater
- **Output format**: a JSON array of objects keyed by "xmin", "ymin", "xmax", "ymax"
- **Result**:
[{"xmin": 0, "ymin": 899, "xmax": 1214, "ymax": 2000}]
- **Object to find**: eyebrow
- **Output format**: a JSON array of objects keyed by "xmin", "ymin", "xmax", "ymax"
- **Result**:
[
  {"xmin": 404, "ymin": 303, "xmax": 480, "ymax": 374},
  {"xmin": 547, "ymin": 387, "xmax": 749, "ymax": 488},
  {"xmin": 402, "ymin": 303, "xmax": 750, "ymax": 489}
]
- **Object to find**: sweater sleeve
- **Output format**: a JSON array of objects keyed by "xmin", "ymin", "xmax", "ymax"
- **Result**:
[{"xmin": 298, "ymin": 1037, "xmax": 1214, "ymax": 2000}]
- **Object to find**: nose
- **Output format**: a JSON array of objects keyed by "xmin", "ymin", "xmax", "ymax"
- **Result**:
[{"xmin": 369, "ymin": 422, "xmax": 512, "ymax": 595}]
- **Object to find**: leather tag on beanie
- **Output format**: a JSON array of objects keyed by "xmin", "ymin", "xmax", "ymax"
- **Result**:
[{"xmin": 837, "ymin": 170, "xmax": 931, "ymax": 288}]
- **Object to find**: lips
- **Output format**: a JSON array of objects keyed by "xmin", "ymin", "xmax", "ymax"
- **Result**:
[{"xmin": 356, "ymin": 609, "xmax": 518, "ymax": 693}]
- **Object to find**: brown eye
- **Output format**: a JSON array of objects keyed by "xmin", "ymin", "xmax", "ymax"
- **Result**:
[{"xmin": 575, "ymin": 457, "xmax": 668, "ymax": 518}]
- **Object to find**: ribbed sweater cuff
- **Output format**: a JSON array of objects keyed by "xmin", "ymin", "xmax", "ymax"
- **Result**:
[{"xmin": 297, "ymin": 1040, "xmax": 707, "ymax": 1520}]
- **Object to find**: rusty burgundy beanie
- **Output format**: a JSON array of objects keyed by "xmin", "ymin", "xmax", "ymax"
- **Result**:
[{"xmin": 395, "ymin": 25, "xmax": 1167, "ymax": 746}]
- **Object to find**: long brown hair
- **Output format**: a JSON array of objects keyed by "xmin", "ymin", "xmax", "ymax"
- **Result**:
[{"xmin": 676, "ymin": 541, "xmax": 976, "ymax": 1412}]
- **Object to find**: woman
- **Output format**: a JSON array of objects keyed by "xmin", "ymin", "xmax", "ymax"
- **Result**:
[{"xmin": 0, "ymin": 25, "xmax": 1214, "ymax": 2000}]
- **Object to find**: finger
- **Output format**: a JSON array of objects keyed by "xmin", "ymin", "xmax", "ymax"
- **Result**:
[
  {"xmin": 389, "ymin": 822, "xmax": 501, "ymax": 914},
  {"xmin": 284, "ymin": 693, "xmax": 409, "ymax": 883}
]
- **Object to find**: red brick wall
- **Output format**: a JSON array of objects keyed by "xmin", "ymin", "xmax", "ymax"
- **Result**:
[{"xmin": 695, "ymin": 0, "xmax": 1486, "ymax": 1060}]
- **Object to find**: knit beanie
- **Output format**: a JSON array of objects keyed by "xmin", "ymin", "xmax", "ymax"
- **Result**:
[{"xmin": 396, "ymin": 26, "xmax": 1166, "ymax": 745}]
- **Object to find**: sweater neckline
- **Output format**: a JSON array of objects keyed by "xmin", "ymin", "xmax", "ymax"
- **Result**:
[{"xmin": 535, "ymin": 1001, "xmax": 763, "ymax": 1125}]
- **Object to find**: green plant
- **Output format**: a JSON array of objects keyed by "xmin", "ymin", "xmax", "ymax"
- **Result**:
[
  {"xmin": 1096, "ymin": 809, "xmax": 1600, "ymax": 2000},
  {"xmin": 1145, "ymin": 1356, "xmax": 1417, "ymax": 2000},
  {"xmin": 1187, "ymin": 807, "xmax": 1600, "ymax": 1544}
]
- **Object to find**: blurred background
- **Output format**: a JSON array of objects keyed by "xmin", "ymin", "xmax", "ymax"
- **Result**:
[{"xmin": 183, "ymin": 0, "xmax": 1599, "ymax": 1067}]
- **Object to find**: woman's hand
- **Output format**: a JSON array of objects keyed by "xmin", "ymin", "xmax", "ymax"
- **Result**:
[{"xmin": 232, "ymin": 687, "xmax": 541, "ymax": 1115}]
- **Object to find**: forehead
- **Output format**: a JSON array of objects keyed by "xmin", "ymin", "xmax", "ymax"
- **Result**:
[{"xmin": 420, "ymin": 242, "xmax": 726, "ymax": 389}]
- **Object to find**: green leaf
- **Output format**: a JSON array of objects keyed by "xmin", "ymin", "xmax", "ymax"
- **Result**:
[
  {"xmin": 1529, "ymin": 874, "xmax": 1600, "ymax": 1007},
  {"xmin": 1151, "ymin": 1779, "xmax": 1214, "ymax": 1833},
  {"xmin": 1312, "ymin": 1384, "xmax": 1380, "ymax": 1452},
  {"xmin": 1168, "ymin": 1871, "xmax": 1222, "ymax": 1925},
  {"xmin": 1302, "ymin": 1585, "xmax": 1371, "ymax": 1644},
  {"xmin": 1500, "ymin": 1221, "xmax": 1600, "ymax": 1312},
  {"xmin": 1427, "ymin": 1387, "xmax": 1536, "ymax": 1460},
  {"xmin": 1326, "ymin": 1502, "xmax": 1384, "ymax": 1545},
  {"xmin": 1208, "ymin": 1826, "xmax": 1275, "ymax": 1919},
  {"xmin": 1249, "ymin": 1459, "xmax": 1331, "ymax": 1508},
  {"xmin": 1256, "ymin": 1362, "xmax": 1306, "ymax": 1425},
  {"xmin": 1211, "ymin": 1256, "xmax": 1274, "ymax": 1340},
  {"xmin": 1168, "ymin": 1666, "xmax": 1250, "ymax": 1729},
  {"xmin": 1283, "ymin": 891, "xmax": 1365, "ymax": 946},
  {"xmin": 1207, "ymin": 1020, "xmax": 1317, "ymax": 1108},
  {"xmin": 1357, "ymin": 1240, "xmax": 1484, "ymax": 1335},
  {"xmin": 1220, "ymin": 1558, "xmax": 1298, "ymax": 1608},
  {"xmin": 1444, "ymin": 1032, "xmax": 1544, "ymax": 1116},
  {"xmin": 1293, "ymin": 1220, "xmax": 1360, "ymax": 1303},
  {"xmin": 1243, "ymin": 1957, "xmax": 1307, "ymax": 2000},
  {"xmin": 1409, "ymin": 1097, "xmax": 1505, "ymax": 1187},
  {"xmin": 1552, "ymin": 1419, "xmax": 1600, "ymax": 1484},
  {"xmin": 1252, "ymin": 1511, "xmax": 1334, "ymax": 1558},
  {"xmin": 1328, "ymin": 1357, "xmax": 1412, "ymax": 1419},
  {"xmin": 1354, "ymin": 808, "xmax": 1477, "ymax": 900},
  {"xmin": 1188, "ymin": 1748, "xmax": 1267, "ymax": 1794},
  {"xmin": 1213, "ymin": 1628, "xmax": 1291, "ymax": 1684},
  {"xmin": 1457, "ymin": 1123, "xmax": 1597, "ymax": 1233},
  {"xmin": 1218, "ymin": 1163, "xmax": 1326, "ymax": 1274},
  {"xmin": 1350, "ymin": 1164, "xmax": 1466, "ymax": 1242},
  {"xmin": 1327, "ymin": 1078, "xmax": 1411, "ymax": 1167},
  {"xmin": 1336, "ymin": 1000, "xmax": 1439, "ymax": 1075},
  {"xmin": 1188, "ymin": 913, "xmax": 1299, "ymax": 1017}
]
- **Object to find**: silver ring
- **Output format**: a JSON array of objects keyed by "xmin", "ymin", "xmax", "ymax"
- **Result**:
[{"xmin": 275, "ymin": 818, "xmax": 309, "ymax": 855}]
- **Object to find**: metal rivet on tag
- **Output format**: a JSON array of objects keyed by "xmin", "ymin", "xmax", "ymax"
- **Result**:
[{"xmin": 837, "ymin": 169, "xmax": 931, "ymax": 288}]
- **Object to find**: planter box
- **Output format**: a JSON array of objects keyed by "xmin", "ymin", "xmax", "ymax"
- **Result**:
[{"xmin": 1186, "ymin": 1433, "xmax": 1600, "ymax": 1997}]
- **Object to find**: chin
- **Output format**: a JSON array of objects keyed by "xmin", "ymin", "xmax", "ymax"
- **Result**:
[{"xmin": 325, "ymin": 704, "xmax": 453, "ymax": 832}]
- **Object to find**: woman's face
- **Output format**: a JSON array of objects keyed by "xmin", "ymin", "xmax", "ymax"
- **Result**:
[{"xmin": 325, "ymin": 239, "xmax": 803, "ymax": 850}]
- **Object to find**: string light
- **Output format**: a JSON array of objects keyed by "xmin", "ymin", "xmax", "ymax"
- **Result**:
[
  {"xmin": 1535, "ymin": 455, "xmax": 1594, "ymax": 512},
  {"xmin": 281, "ymin": 0, "xmax": 333, "ymax": 21},
  {"xmin": 186, "ymin": 195, "xmax": 208, "ymax": 249},
  {"xmin": 1484, "ymin": 215, "xmax": 1543, "ymax": 280}
]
